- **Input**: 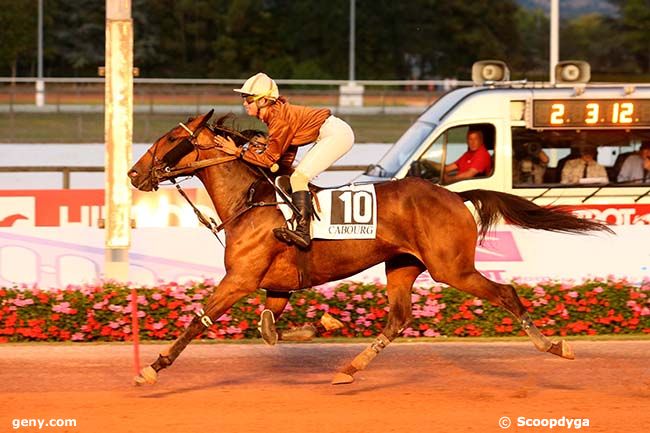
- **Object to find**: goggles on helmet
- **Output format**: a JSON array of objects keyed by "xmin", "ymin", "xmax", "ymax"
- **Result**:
[{"xmin": 241, "ymin": 89, "xmax": 274, "ymax": 105}]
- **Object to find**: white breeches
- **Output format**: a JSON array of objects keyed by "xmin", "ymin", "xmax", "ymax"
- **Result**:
[{"xmin": 290, "ymin": 115, "xmax": 355, "ymax": 192}]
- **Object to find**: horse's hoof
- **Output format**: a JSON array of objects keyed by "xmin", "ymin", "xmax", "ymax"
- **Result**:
[
  {"xmin": 280, "ymin": 325, "xmax": 316, "ymax": 342},
  {"xmin": 258, "ymin": 309, "xmax": 278, "ymax": 346},
  {"xmin": 560, "ymin": 340, "xmax": 575, "ymax": 360},
  {"xmin": 331, "ymin": 372, "xmax": 355, "ymax": 385},
  {"xmin": 547, "ymin": 340, "xmax": 575, "ymax": 360},
  {"xmin": 320, "ymin": 312, "xmax": 344, "ymax": 331},
  {"xmin": 133, "ymin": 366, "xmax": 158, "ymax": 386}
]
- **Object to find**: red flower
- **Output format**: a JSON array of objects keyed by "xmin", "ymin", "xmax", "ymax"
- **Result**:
[{"xmin": 0, "ymin": 327, "xmax": 15, "ymax": 335}]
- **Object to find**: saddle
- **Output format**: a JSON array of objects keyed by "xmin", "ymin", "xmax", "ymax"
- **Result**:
[
  {"xmin": 245, "ymin": 174, "xmax": 378, "ymax": 288},
  {"xmin": 274, "ymin": 175, "xmax": 323, "ymax": 215}
]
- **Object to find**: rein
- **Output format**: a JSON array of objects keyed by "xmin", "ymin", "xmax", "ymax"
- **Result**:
[
  {"xmin": 171, "ymin": 177, "xmax": 283, "ymax": 245},
  {"xmin": 161, "ymin": 121, "xmax": 290, "ymax": 243},
  {"xmin": 158, "ymin": 154, "xmax": 239, "ymax": 179}
]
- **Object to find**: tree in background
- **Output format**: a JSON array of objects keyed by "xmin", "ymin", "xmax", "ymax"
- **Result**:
[
  {"xmin": 0, "ymin": 0, "xmax": 37, "ymax": 78},
  {"xmin": 616, "ymin": 0, "xmax": 650, "ymax": 74},
  {"xmin": 561, "ymin": 13, "xmax": 627, "ymax": 76},
  {"xmin": 136, "ymin": 0, "xmax": 221, "ymax": 77},
  {"xmin": 514, "ymin": 7, "xmax": 549, "ymax": 78},
  {"xmin": 2, "ymin": 0, "xmax": 650, "ymax": 81},
  {"xmin": 45, "ymin": 0, "xmax": 104, "ymax": 77}
]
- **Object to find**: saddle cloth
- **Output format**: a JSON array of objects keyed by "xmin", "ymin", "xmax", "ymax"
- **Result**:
[{"xmin": 275, "ymin": 178, "xmax": 377, "ymax": 240}]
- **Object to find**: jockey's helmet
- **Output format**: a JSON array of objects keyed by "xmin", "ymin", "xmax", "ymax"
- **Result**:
[{"xmin": 233, "ymin": 73, "xmax": 279, "ymax": 101}]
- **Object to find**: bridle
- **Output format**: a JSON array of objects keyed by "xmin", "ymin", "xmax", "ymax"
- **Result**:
[
  {"xmin": 144, "ymin": 120, "xmax": 293, "ymax": 246},
  {"xmin": 148, "ymin": 121, "xmax": 239, "ymax": 189}
]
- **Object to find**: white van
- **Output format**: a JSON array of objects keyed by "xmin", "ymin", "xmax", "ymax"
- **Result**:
[{"xmin": 356, "ymin": 62, "xmax": 650, "ymax": 282}]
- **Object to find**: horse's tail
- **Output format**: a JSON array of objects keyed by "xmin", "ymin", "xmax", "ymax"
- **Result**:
[{"xmin": 456, "ymin": 189, "xmax": 614, "ymax": 240}]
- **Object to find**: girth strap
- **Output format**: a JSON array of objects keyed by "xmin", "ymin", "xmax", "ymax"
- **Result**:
[{"xmin": 296, "ymin": 248, "xmax": 312, "ymax": 289}]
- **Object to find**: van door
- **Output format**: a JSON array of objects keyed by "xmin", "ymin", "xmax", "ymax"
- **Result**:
[{"xmin": 403, "ymin": 122, "xmax": 505, "ymax": 191}]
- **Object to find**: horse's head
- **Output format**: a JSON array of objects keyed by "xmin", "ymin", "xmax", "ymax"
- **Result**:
[{"xmin": 129, "ymin": 110, "xmax": 215, "ymax": 191}]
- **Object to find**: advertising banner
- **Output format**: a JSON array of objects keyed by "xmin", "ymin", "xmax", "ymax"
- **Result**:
[{"xmin": 1, "ymin": 190, "xmax": 648, "ymax": 287}]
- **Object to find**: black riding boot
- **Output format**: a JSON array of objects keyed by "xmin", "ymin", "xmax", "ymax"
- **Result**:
[{"xmin": 273, "ymin": 190, "xmax": 312, "ymax": 249}]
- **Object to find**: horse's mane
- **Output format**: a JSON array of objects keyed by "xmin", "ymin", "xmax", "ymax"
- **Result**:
[
  {"xmin": 206, "ymin": 114, "xmax": 278, "ymax": 201},
  {"xmin": 209, "ymin": 114, "xmax": 266, "ymax": 147}
]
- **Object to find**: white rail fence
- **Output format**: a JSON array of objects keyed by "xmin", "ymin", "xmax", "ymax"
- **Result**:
[{"xmin": 1, "ymin": 77, "xmax": 472, "ymax": 114}]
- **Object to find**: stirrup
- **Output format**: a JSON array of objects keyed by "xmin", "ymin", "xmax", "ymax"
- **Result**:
[
  {"xmin": 258, "ymin": 309, "xmax": 278, "ymax": 346},
  {"xmin": 275, "ymin": 227, "xmax": 310, "ymax": 248},
  {"xmin": 273, "ymin": 227, "xmax": 311, "ymax": 249}
]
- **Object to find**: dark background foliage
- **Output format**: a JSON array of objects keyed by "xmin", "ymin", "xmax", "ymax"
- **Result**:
[{"xmin": 1, "ymin": 0, "xmax": 649, "ymax": 80}]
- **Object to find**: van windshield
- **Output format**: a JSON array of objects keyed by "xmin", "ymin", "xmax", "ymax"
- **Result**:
[{"xmin": 365, "ymin": 121, "xmax": 436, "ymax": 177}]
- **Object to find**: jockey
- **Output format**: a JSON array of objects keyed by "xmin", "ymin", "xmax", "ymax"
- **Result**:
[{"xmin": 213, "ymin": 72, "xmax": 355, "ymax": 249}]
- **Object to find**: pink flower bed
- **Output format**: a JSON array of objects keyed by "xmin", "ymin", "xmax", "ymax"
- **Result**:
[{"xmin": 0, "ymin": 279, "xmax": 648, "ymax": 342}]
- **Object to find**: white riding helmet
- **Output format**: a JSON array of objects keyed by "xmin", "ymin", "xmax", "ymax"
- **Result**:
[{"xmin": 233, "ymin": 72, "xmax": 279, "ymax": 100}]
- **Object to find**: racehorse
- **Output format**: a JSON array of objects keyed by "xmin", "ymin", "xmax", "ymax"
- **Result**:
[{"xmin": 128, "ymin": 110, "xmax": 611, "ymax": 386}]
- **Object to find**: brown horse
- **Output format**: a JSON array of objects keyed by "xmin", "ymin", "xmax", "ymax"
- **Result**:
[{"xmin": 128, "ymin": 111, "xmax": 611, "ymax": 386}]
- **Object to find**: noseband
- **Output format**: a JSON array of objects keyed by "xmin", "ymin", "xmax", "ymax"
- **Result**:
[{"xmin": 148, "ymin": 122, "xmax": 238, "ymax": 188}]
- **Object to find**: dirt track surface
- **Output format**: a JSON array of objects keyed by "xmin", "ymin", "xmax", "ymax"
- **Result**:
[{"xmin": 1, "ymin": 340, "xmax": 649, "ymax": 433}]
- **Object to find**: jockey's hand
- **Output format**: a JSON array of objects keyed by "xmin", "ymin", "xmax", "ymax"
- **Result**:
[{"xmin": 213, "ymin": 135, "xmax": 241, "ymax": 156}]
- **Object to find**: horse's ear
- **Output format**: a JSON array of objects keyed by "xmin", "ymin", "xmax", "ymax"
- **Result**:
[{"xmin": 200, "ymin": 109, "xmax": 214, "ymax": 126}]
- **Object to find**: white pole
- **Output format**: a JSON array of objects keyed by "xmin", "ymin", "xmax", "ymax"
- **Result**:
[
  {"xmin": 349, "ymin": 0, "xmax": 355, "ymax": 82},
  {"xmin": 104, "ymin": 0, "xmax": 133, "ymax": 281},
  {"xmin": 550, "ymin": 0, "xmax": 559, "ymax": 84},
  {"xmin": 35, "ymin": 0, "xmax": 44, "ymax": 106}
]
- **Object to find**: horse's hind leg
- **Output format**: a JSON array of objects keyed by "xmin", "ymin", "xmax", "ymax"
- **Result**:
[
  {"xmin": 437, "ymin": 269, "xmax": 575, "ymax": 360},
  {"xmin": 259, "ymin": 290, "xmax": 318, "ymax": 343},
  {"xmin": 134, "ymin": 275, "xmax": 257, "ymax": 385},
  {"xmin": 332, "ymin": 255, "xmax": 424, "ymax": 385}
]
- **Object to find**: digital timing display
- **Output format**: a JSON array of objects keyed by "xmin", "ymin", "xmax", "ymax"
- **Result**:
[{"xmin": 532, "ymin": 99, "xmax": 650, "ymax": 128}]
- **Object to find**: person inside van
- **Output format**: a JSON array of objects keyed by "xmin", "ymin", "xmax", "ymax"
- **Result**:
[
  {"xmin": 444, "ymin": 129, "xmax": 492, "ymax": 182},
  {"xmin": 513, "ymin": 141, "xmax": 549, "ymax": 185},
  {"xmin": 560, "ymin": 144, "xmax": 608, "ymax": 184},
  {"xmin": 617, "ymin": 141, "xmax": 650, "ymax": 184}
]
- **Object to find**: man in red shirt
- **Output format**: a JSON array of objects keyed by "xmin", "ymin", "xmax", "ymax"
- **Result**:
[{"xmin": 444, "ymin": 130, "xmax": 492, "ymax": 182}]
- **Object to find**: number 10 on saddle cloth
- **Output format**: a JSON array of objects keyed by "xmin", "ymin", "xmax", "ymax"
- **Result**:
[{"xmin": 277, "ymin": 184, "xmax": 377, "ymax": 240}]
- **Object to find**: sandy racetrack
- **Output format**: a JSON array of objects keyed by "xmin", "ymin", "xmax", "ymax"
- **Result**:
[{"xmin": 1, "ymin": 340, "xmax": 649, "ymax": 433}]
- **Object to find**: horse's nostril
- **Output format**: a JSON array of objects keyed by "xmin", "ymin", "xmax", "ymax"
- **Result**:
[{"xmin": 128, "ymin": 169, "xmax": 138, "ymax": 178}]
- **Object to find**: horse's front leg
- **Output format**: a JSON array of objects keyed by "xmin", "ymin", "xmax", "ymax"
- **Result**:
[{"xmin": 134, "ymin": 273, "xmax": 260, "ymax": 385}]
